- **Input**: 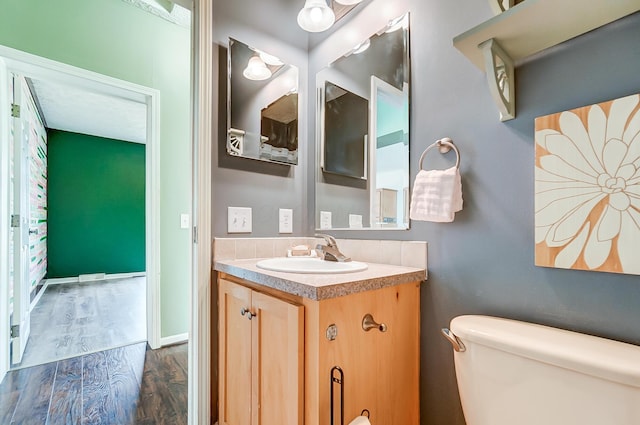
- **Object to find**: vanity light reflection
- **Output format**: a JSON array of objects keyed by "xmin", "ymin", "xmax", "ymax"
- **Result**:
[{"xmin": 243, "ymin": 55, "xmax": 272, "ymax": 81}]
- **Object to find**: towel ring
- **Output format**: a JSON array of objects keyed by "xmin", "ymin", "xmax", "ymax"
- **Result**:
[{"xmin": 418, "ymin": 137, "xmax": 460, "ymax": 170}]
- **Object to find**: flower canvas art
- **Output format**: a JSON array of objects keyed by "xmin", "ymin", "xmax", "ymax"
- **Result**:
[{"xmin": 535, "ymin": 93, "xmax": 640, "ymax": 275}]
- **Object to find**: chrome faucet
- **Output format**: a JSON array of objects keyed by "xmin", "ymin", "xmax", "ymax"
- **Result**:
[{"xmin": 314, "ymin": 234, "xmax": 351, "ymax": 262}]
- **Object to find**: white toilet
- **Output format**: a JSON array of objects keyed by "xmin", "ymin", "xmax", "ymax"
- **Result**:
[{"xmin": 443, "ymin": 315, "xmax": 640, "ymax": 425}]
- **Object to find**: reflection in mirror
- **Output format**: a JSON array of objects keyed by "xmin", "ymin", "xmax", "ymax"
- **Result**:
[
  {"xmin": 323, "ymin": 81, "xmax": 368, "ymax": 179},
  {"xmin": 261, "ymin": 92, "xmax": 298, "ymax": 163},
  {"xmin": 316, "ymin": 13, "xmax": 410, "ymax": 230},
  {"xmin": 228, "ymin": 38, "xmax": 299, "ymax": 165}
]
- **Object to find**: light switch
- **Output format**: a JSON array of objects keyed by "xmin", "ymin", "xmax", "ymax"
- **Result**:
[
  {"xmin": 228, "ymin": 207, "xmax": 252, "ymax": 233},
  {"xmin": 180, "ymin": 213, "xmax": 190, "ymax": 229},
  {"xmin": 279, "ymin": 208, "xmax": 293, "ymax": 234}
]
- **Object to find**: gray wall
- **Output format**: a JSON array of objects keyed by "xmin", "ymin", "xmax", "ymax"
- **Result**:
[
  {"xmin": 212, "ymin": 0, "xmax": 310, "ymax": 237},
  {"xmin": 211, "ymin": 0, "xmax": 640, "ymax": 423},
  {"xmin": 319, "ymin": 5, "xmax": 640, "ymax": 425}
]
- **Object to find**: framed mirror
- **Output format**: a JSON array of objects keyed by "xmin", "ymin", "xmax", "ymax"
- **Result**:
[
  {"xmin": 228, "ymin": 38, "xmax": 299, "ymax": 165},
  {"xmin": 316, "ymin": 13, "xmax": 410, "ymax": 230}
]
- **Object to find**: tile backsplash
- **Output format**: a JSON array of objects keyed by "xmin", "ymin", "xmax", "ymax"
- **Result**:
[{"xmin": 213, "ymin": 237, "xmax": 428, "ymax": 270}]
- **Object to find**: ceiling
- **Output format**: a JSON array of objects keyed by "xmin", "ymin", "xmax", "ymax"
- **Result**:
[{"xmin": 28, "ymin": 77, "xmax": 148, "ymax": 144}]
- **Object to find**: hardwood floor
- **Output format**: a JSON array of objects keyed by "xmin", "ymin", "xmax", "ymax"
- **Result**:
[
  {"xmin": 15, "ymin": 277, "xmax": 146, "ymax": 369},
  {"xmin": 0, "ymin": 342, "xmax": 187, "ymax": 425}
]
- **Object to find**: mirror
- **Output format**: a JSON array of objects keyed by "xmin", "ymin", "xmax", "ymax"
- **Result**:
[
  {"xmin": 228, "ymin": 38, "xmax": 299, "ymax": 165},
  {"xmin": 316, "ymin": 13, "xmax": 410, "ymax": 230},
  {"xmin": 323, "ymin": 81, "xmax": 369, "ymax": 179}
]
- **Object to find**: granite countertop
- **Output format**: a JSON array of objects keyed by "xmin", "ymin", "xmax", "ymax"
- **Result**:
[{"xmin": 214, "ymin": 258, "xmax": 426, "ymax": 301}]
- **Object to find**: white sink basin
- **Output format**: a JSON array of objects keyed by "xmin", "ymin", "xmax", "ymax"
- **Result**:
[{"xmin": 255, "ymin": 257, "xmax": 368, "ymax": 274}]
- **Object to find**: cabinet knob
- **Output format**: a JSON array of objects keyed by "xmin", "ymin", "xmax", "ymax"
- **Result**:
[{"xmin": 241, "ymin": 308, "xmax": 256, "ymax": 320}]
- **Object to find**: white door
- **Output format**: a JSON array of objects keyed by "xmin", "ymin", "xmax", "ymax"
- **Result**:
[
  {"xmin": 368, "ymin": 76, "xmax": 409, "ymax": 228},
  {"xmin": 0, "ymin": 57, "xmax": 10, "ymax": 379},
  {"xmin": 9, "ymin": 74, "xmax": 31, "ymax": 365}
]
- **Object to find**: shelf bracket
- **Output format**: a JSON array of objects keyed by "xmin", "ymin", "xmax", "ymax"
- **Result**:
[
  {"xmin": 487, "ymin": 0, "xmax": 514, "ymax": 15},
  {"xmin": 479, "ymin": 38, "xmax": 515, "ymax": 121}
]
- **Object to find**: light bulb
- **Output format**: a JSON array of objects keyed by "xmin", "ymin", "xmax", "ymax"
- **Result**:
[
  {"xmin": 309, "ymin": 7, "xmax": 323, "ymax": 23},
  {"xmin": 297, "ymin": 0, "xmax": 335, "ymax": 32}
]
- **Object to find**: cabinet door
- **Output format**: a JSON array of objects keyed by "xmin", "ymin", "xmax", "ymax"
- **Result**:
[
  {"xmin": 219, "ymin": 279, "xmax": 253, "ymax": 425},
  {"xmin": 252, "ymin": 291, "xmax": 304, "ymax": 425},
  {"xmin": 314, "ymin": 283, "xmax": 420, "ymax": 425}
]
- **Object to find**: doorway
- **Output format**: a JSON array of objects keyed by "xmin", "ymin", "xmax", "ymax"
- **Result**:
[{"xmin": 0, "ymin": 45, "xmax": 161, "ymax": 377}]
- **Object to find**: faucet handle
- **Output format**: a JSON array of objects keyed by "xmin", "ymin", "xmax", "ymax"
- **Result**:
[{"xmin": 314, "ymin": 233, "xmax": 337, "ymax": 248}]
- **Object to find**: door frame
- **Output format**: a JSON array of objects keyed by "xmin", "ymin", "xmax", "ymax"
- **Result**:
[
  {"xmin": 0, "ymin": 44, "xmax": 162, "ymax": 379},
  {"xmin": 190, "ymin": 0, "xmax": 213, "ymax": 423}
]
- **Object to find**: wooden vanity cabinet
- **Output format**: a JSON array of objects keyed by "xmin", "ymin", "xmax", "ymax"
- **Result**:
[
  {"xmin": 219, "ymin": 278, "xmax": 304, "ymax": 425},
  {"xmin": 218, "ymin": 274, "xmax": 420, "ymax": 425}
]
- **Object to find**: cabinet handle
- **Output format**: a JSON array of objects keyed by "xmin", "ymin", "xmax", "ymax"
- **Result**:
[
  {"xmin": 240, "ymin": 308, "xmax": 249, "ymax": 316},
  {"xmin": 362, "ymin": 313, "xmax": 387, "ymax": 332},
  {"xmin": 246, "ymin": 311, "xmax": 256, "ymax": 320}
]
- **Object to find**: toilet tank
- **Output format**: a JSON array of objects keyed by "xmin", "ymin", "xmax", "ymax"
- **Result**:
[{"xmin": 449, "ymin": 315, "xmax": 640, "ymax": 425}]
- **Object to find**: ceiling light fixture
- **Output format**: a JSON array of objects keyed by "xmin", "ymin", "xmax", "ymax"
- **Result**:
[
  {"xmin": 351, "ymin": 38, "xmax": 370, "ymax": 55},
  {"xmin": 333, "ymin": 0, "xmax": 363, "ymax": 5},
  {"xmin": 385, "ymin": 14, "xmax": 407, "ymax": 33},
  {"xmin": 258, "ymin": 51, "xmax": 284, "ymax": 67},
  {"xmin": 243, "ymin": 55, "xmax": 272, "ymax": 81},
  {"xmin": 297, "ymin": 0, "xmax": 335, "ymax": 33}
]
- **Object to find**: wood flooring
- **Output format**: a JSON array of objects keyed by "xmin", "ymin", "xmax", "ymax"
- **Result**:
[
  {"xmin": 15, "ymin": 278, "xmax": 146, "ymax": 369},
  {"xmin": 0, "ymin": 342, "xmax": 187, "ymax": 425}
]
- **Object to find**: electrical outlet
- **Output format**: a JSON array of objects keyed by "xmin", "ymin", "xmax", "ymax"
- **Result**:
[
  {"xmin": 279, "ymin": 208, "xmax": 293, "ymax": 234},
  {"xmin": 349, "ymin": 214, "xmax": 363, "ymax": 228},
  {"xmin": 228, "ymin": 207, "xmax": 252, "ymax": 233},
  {"xmin": 320, "ymin": 211, "xmax": 332, "ymax": 229}
]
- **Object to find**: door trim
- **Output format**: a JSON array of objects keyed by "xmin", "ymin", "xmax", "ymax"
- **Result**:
[
  {"xmin": 191, "ymin": 0, "xmax": 213, "ymax": 423},
  {"xmin": 0, "ymin": 44, "xmax": 162, "ymax": 379}
]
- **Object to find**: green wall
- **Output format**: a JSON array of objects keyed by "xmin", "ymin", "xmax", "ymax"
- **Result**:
[
  {"xmin": 47, "ymin": 130, "xmax": 145, "ymax": 278},
  {"xmin": 0, "ymin": 0, "xmax": 191, "ymax": 337}
]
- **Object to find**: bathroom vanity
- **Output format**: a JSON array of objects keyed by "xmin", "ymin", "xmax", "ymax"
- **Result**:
[{"xmin": 215, "ymin": 258, "xmax": 425, "ymax": 425}]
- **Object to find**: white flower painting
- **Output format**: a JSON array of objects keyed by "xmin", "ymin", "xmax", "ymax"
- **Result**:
[{"xmin": 535, "ymin": 93, "xmax": 640, "ymax": 275}]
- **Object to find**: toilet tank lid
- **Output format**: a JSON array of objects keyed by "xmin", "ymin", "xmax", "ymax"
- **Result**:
[{"xmin": 450, "ymin": 315, "xmax": 640, "ymax": 388}]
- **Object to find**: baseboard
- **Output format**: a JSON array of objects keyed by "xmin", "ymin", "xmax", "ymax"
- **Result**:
[
  {"xmin": 29, "ymin": 279, "xmax": 51, "ymax": 311},
  {"xmin": 160, "ymin": 333, "xmax": 188, "ymax": 347},
  {"xmin": 78, "ymin": 273, "xmax": 106, "ymax": 282},
  {"xmin": 45, "ymin": 272, "xmax": 146, "ymax": 286},
  {"xmin": 44, "ymin": 276, "xmax": 78, "ymax": 285}
]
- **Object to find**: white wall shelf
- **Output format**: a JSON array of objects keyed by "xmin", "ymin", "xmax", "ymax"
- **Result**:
[{"xmin": 453, "ymin": 0, "xmax": 640, "ymax": 120}]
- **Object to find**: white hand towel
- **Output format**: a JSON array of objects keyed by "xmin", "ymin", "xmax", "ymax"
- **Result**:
[
  {"xmin": 409, "ymin": 166, "xmax": 463, "ymax": 222},
  {"xmin": 348, "ymin": 416, "xmax": 371, "ymax": 425}
]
